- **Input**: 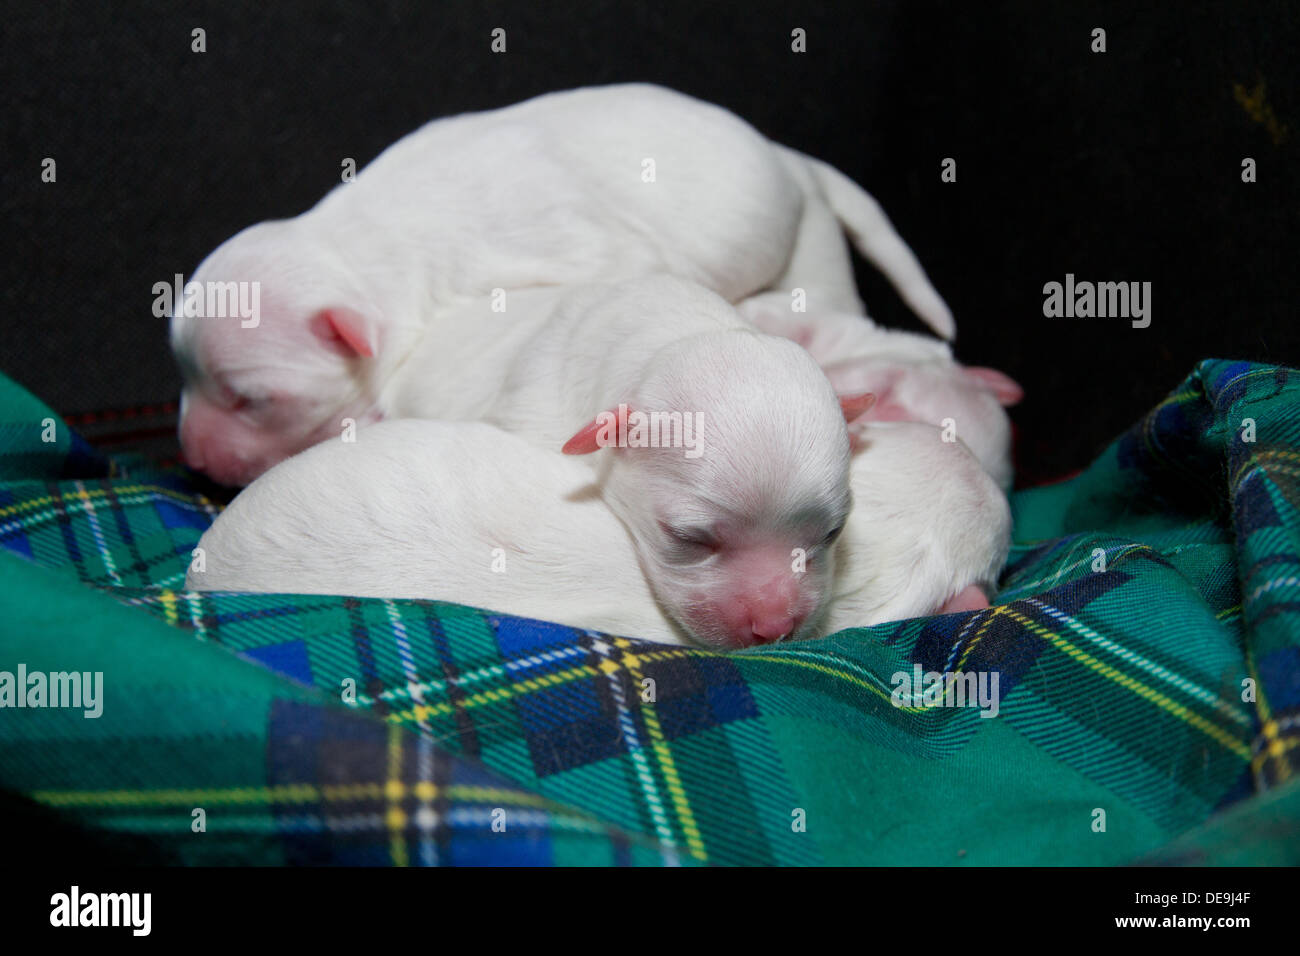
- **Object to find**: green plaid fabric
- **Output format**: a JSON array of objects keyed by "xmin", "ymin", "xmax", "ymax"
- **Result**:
[{"xmin": 0, "ymin": 359, "xmax": 1297, "ymax": 865}]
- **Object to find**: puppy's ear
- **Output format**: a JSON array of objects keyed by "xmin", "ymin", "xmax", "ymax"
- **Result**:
[
  {"xmin": 310, "ymin": 307, "xmax": 379, "ymax": 358},
  {"xmin": 562, "ymin": 406, "xmax": 626, "ymax": 455},
  {"xmin": 962, "ymin": 366, "xmax": 1023, "ymax": 407},
  {"xmin": 838, "ymin": 392, "xmax": 876, "ymax": 424}
]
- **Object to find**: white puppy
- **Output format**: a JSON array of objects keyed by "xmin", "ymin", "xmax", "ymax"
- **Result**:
[
  {"xmin": 187, "ymin": 420, "xmax": 1010, "ymax": 646},
  {"xmin": 736, "ymin": 292, "xmax": 1023, "ymax": 490},
  {"xmin": 169, "ymin": 83, "xmax": 953, "ymax": 486},
  {"xmin": 828, "ymin": 421, "xmax": 1009, "ymax": 627},
  {"xmin": 188, "ymin": 421, "xmax": 688, "ymax": 644},
  {"xmin": 392, "ymin": 276, "xmax": 873, "ymax": 650},
  {"xmin": 179, "ymin": 274, "xmax": 870, "ymax": 649}
]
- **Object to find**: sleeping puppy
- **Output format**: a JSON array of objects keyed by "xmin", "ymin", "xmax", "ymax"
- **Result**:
[
  {"xmin": 169, "ymin": 83, "xmax": 954, "ymax": 486},
  {"xmin": 828, "ymin": 421, "xmax": 1009, "ymax": 626},
  {"xmin": 399, "ymin": 275, "xmax": 875, "ymax": 649},
  {"xmin": 188, "ymin": 421, "xmax": 689, "ymax": 645},
  {"xmin": 186, "ymin": 420, "xmax": 1010, "ymax": 647},
  {"xmin": 736, "ymin": 292, "xmax": 1023, "ymax": 490},
  {"xmin": 179, "ymin": 274, "xmax": 872, "ymax": 648}
]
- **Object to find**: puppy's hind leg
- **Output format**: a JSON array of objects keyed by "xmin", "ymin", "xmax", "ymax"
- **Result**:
[
  {"xmin": 768, "ymin": 191, "xmax": 867, "ymax": 316},
  {"xmin": 766, "ymin": 145, "xmax": 867, "ymax": 316}
]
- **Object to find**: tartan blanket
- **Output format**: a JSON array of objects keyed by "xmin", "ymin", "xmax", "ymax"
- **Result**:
[{"xmin": 0, "ymin": 359, "xmax": 1297, "ymax": 865}]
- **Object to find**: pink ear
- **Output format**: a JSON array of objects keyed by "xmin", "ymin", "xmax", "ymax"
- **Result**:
[
  {"xmin": 838, "ymin": 392, "xmax": 877, "ymax": 423},
  {"xmin": 963, "ymin": 366, "xmax": 1023, "ymax": 407},
  {"xmin": 562, "ymin": 407, "xmax": 623, "ymax": 455},
  {"xmin": 311, "ymin": 307, "xmax": 378, "ymax": 358},
  {"xmin": 939, "ymin": 584, "xmax": 990, "ymax": 614}
]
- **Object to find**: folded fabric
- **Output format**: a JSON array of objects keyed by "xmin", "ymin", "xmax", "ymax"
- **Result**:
[{"xmin": 0, "ymin": 359, "xmax": 1296, "ymax": 865}]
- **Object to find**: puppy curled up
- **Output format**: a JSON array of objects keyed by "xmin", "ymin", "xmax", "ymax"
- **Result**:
[
  {"xmin": 169, "ymin": 83, "xmax": 954, "ymax": 487},
  {"xmin": 188, "ymin": 419, "xmax": 1009, "ymax": 649}
]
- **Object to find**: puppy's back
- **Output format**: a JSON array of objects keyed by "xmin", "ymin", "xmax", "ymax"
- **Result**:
[
  {"xmin": 187, "ymin": 420, "xmax": 684, "ymax": 644},
  {"xmin": 825, "ymin": 421, "xmax": 1011, "ymax": 632}
]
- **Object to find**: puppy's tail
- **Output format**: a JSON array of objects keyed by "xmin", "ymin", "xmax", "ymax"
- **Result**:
[{"xmin": 795, "ymin": 149, "xmax": 956, "ymax": 340}]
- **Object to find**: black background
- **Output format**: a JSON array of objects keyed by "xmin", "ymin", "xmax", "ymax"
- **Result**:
[{"xmin": 2, "ymin": 0, "xmax": 1296, "ymax": 486}]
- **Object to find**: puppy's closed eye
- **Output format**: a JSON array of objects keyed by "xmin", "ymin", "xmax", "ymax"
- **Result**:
[
  {"xmin": 216, "ymin": 381, "xmax": 278, "ymax": 415},
  {"xmin": 660, "ymin": 522, "xmax": 720, "ymax": 563},
  {"xmin": 821, "ymin": 524, "xmax": 845, "ymax": 547},
  {"xmin": 227, "ymin": 392, "xmax": 269, "ymax": 414}
]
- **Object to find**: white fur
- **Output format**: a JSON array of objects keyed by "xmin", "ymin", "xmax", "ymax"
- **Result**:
[
  {"xmin": 824, "ymin": 422, "xmax": 1010, "ymax": 631},
  {"xmin": 770, "ymin": 148, "xmax": 955, "ymax": 337},
  {"xmin": 187, "ymin": 421, "xmax": 687, "ymax": 643},
  {"xmin": 382, "ymin": 275, "xmax": 860, "ymax": 649},
  {"xmin": 186, "ymin": 420, "xmax": 1009, "ymax": 644},
  {"xmin": 736, "ymin": 292, "xmax": 1015, "ymax": 490},
  {"xmin": 169, "ymin": 83, "xmax": 953, "ymax": 485}
]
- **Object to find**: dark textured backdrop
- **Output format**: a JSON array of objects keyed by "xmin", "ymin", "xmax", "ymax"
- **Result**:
[{"xmin": 2, "ymin": 0, "xmax": 1296, "ymax": 485}]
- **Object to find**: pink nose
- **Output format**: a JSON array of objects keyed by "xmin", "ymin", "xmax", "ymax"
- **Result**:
[
  {"xmin": 746, "ymin": 613, "xmax": 799, "ymax": 645},
  {"xmin": 746, "ymin": 584, "xmax": 799, "ymax": 637},
  {"xmin": 179, "ymin": 430, "xmax": 229, "ymax": 479},
  {"xmin": 179, "ymin": 408, "xmax": 259, "ymax": 485},
  {"xmin": 703, "ymin": 553, "xmax": 811, "ymax": 649},
  {"xmin": 179, "ymin": 427, "xmax": 251, "ymax": 486},
  {"xmin": 178, "ymin": 414, "xmax": 206, "ymax": 465},
  {"xmin": 180, "ymin": 441, "xmax": 204, "ymax": 471}
]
